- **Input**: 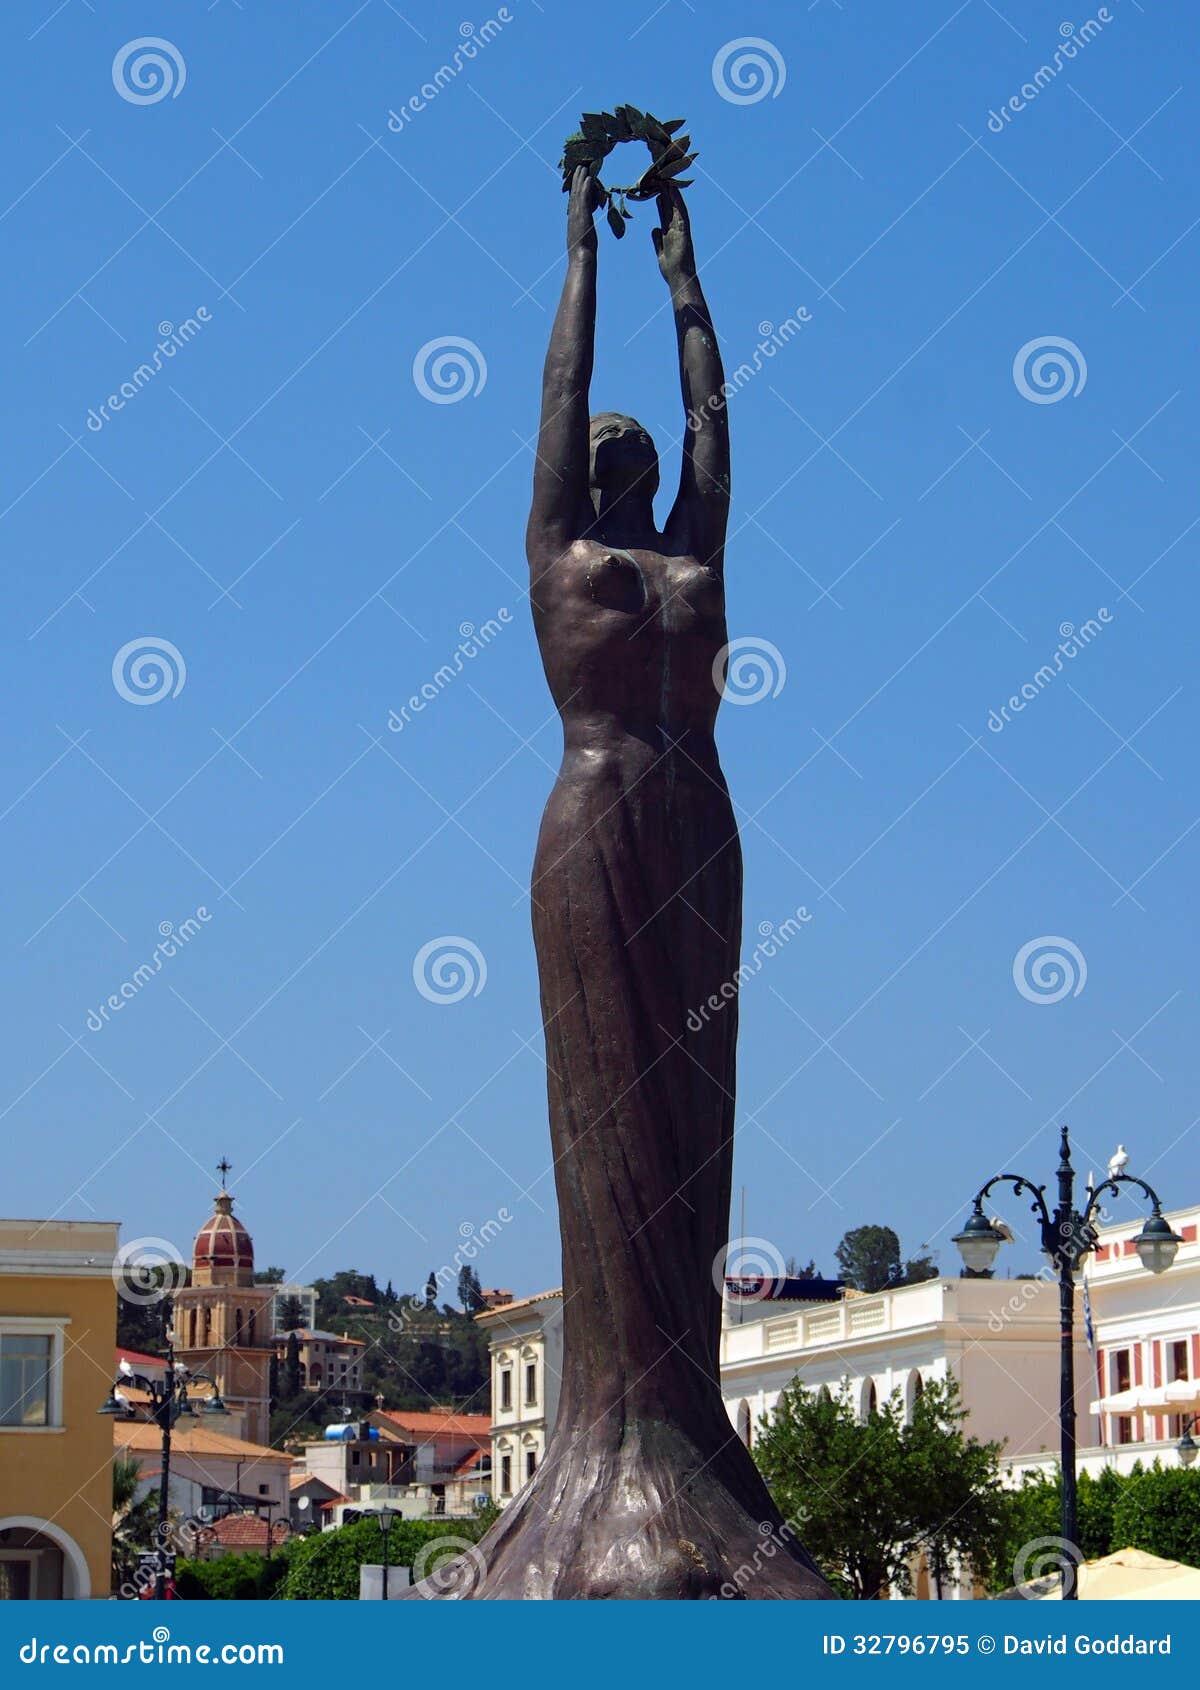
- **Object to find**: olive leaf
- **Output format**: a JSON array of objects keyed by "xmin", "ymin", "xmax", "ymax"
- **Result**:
[{"xmin": 558, "ymin": 106, "xmax": 699, "ymax": 234}]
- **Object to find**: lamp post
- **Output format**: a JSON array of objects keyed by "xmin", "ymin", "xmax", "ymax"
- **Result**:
[
  {"xmin": 377, "ymin": 1506, "xmax": 397, "ymax": 1601},
  {"xmin": 99, "ymin": 1297, "xmax": 229, "ymax": 1599},
  {"xmin": 1178, "ymin": 1416, "xmax": 1198, "ymax": 1469},
  {"xmin": 952, "ymin": 1125, "xmax": 1181, "ymax": 1601}
]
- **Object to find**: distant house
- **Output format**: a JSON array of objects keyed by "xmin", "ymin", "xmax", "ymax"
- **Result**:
[
  {"xmin": 341, "ymin": 1295, "xmax": 375, "ymax": 1311},
  {"xmin": 295, "ymin": 1408, "xmax": 492, "ymax": 1524},
  {"xmin": 288, "ymin": 1471, "xmax": 344, "ymax": 1534},
  {"xmin": 193, "ymin": 1514, "xmax": 291, "ymax": 1559},
  {"xmin": 273, "ymin": 1329, "xmax": 366, "ymax": 1398},
  {"xmin": 114, "ymin": 1418, "xmax": 292, "ymax": 1559},
  {"xmin": 370, "ymin": 1407, "xmax": 491, "ymax": 1482}
]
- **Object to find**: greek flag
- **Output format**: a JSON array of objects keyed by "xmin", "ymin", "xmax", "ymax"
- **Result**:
[{"xmin": 1082, "ymin": 1271, "xmax": 1095, "ymax": 1351}]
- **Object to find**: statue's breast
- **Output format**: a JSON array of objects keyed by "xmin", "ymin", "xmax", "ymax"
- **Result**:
[{"xmin": 586, "ymin": 550, "xmax": 646, "ymax": 614}]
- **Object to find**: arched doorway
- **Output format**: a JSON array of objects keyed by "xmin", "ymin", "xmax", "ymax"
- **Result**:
[{"xmin": 0, "ymin": 1519, "xmax": 90, "ymax": 1599}]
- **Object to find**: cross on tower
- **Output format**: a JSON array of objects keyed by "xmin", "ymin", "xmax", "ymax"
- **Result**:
[{"xmin": 216, "ymin": 1157, "xmax": 232, "ymax": 1189}]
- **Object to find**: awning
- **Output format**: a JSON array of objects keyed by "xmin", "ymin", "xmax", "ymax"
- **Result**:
[{"xmin": 1089, "ymin": 1381, "xmax": 1200, "ymax": 1416}]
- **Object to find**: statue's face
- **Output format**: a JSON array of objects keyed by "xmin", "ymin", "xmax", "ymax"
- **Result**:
[{"xmin": 589, "ymin": 414, "xmax": 659, "ymax": 499}]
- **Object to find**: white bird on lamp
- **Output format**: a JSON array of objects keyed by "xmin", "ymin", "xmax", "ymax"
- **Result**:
[{"xmin": 1108, "ymin": 1144, "xmax": 1129, "ymax": 1179}]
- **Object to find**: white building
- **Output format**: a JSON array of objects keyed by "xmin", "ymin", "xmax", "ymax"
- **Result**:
[
  {"xmin": 720, "ymin": 1276, "xmax": 1087, "ymax": 1467},
  {"xmin": 476, "ymin": 1290, "xmax": 562, "ymax": 1504},
  {"xmin": 1007, "ymin": 1203, "xmax": 1200, "ymax": 1482}
]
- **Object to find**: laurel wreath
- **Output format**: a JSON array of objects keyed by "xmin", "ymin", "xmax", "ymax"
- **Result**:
[{"xmin": 559, "ymin": 105, "xmax": 697, "ymax": 239}]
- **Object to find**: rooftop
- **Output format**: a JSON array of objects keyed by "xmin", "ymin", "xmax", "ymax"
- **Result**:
[
  {"xmin": 201, "ymin": 1514, "xmax": 291, "ymax": 1549},
  {"xmin": 475, "ymin": 1288, "xmax": 563, "ymax": 1323},
  {"xmin": 114, "ymin": 1420, "xmax": 292, "ymax": 1465},
  {"xmin": 372, "ymin": 1407, "xmax": 491, "ymax": 1441},
  {"xmin": 273, "ymin": 1328, "xmax": 366, "ymax": 1346}
]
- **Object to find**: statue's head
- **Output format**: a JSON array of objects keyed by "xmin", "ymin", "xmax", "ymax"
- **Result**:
[{"xmin": 589, "ymin": 413, "xmax": 659, "ymax": 502}]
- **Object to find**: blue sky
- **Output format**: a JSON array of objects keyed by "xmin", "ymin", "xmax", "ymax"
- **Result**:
[{"xmin": 4, "ymin": 0, "xmax": 1197, "ymax": 1298}]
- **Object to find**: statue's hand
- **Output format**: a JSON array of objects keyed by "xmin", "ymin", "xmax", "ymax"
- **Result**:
[
  {"xmin": 567, "ymin": 165, "xmax": 602, "ymax": 256},
  {"xmin": 652, "ymin": 186, "xmax": 696, "ymax": 283}
]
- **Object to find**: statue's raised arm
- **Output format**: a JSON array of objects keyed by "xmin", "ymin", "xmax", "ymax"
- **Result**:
[
  {"xmin": 526, "ymin": 167, "xmax": 600, "ymax": 574},
  {"xmin": 655, "ymin": 185, "xmax": 730, "ymax": 568}
]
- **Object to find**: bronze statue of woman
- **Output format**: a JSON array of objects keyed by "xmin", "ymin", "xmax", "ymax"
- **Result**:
[{"xmin": 422, "ymin": 168, "xmax": 831, "ymax": 1599}]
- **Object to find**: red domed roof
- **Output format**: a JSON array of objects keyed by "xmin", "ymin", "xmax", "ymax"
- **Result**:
[{"xmin": 192, "ymin": 1192, "xmax": 254, "ymax": 1287}]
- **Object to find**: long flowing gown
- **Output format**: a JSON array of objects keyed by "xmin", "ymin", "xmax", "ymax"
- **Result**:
[{"xmin": 419, "ymin": 540, "xmax": 832, "ymax": 1598}]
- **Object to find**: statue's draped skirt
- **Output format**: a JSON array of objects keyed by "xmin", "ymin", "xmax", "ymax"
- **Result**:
[{"xmin": 531, "ymin": 745, "xmax": 742, "ymax": 1440}]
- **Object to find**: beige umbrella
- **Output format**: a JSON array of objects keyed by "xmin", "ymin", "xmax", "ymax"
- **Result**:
[{"xmin": 1032, "ymin": 1548, "xmax": 1200, "ymax": 1600}]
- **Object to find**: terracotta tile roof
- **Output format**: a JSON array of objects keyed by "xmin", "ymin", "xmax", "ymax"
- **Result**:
[
  {"xmin": 113, "ymin": 1420, "xmax": 292, "ymax": 1464},
  {"xmin": 202, "ymin": 1514, "xmax": 290, "ymax": 1548},
  {"xmin": 116, "ymin": 1347, "xmax": 165, "ymax": 1370},
  {"xmin": 372, "ymin": 1408, "xmax": 491, "ymax": 1440},
  {"xmin": 475, "ymin": 1288, "xmax": 563, "ymax": 1321},
  {"xmin": 453, "ymin": 1446, "xmax": 489, "ymax": 1474}
]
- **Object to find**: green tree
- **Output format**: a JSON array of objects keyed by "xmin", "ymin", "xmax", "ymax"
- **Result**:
[
  {"xmin": 1112, "ymin": 1466, "xmax": 1200, "ymax": 1568},
  {"xmin": 785, "ymin": 1257, "xmax": 818, "ymax": 1278},
  {"xmin": 753, "ymin": 1375, "xmax": 1004, "ymax": 1598},
  {"xmin": 276, "ymin": 1294, "xmax": 305, "ymax": 1332},
  {"xmin": 424, "ymin": 1270, "xmax": 438, "ymax": 1309},
  {"xmin": 834, "ymin": 1224, "xmax": 938, "ymax": 1292},
  {"xmin": 274, "ymin": 1514, "xmax": 489, "ymax": 1599},
  {"xmin": 111, "ymin": 1455, "xmax": 159, "ymax": 1592},
  {"xmin": 283, "ymin": 1331, "xmax": 303, "ymax": 1399},
  {"xmin": 457, "ymin": 1264, "xmax": 486, "ymax": 1313},
  {"xmin": 990, "ymin": 1465, "xmax": 1123, "ymax": 1590},
  {"xmin": 254, "ymin": 1266, "xmax": 286, "ymax": 1285}
]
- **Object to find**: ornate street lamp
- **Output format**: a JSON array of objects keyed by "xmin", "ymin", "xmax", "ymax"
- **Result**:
[
  {"xmin": 953, "ymin": 1126, "xmax": 1181, "ymax": 1600},
  {"xmin": 99, "ymin": 1297, "xmax": 228, "ymax": 1599}
]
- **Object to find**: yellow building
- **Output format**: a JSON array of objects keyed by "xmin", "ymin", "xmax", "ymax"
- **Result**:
[{"xmin": 0, "ymin": 1218, "xmax": 120, "ymax": 1599}]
